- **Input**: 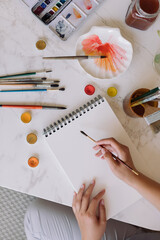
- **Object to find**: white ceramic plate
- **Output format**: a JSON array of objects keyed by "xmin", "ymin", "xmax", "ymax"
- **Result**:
[{"xmin": 76, "ymin": 26, "xmax": 133, "ymax": 79}]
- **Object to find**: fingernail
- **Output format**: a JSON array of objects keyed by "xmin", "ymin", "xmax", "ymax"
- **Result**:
[
  {"xmin": 101, "ymin": 199, "xmax": 104, "ymax": 205},
  {"xmin": 102, "ymin": 148, "xmax": 106, "ymax": 154},
  {"xmin": 91, "ymin": 179, "xmax": 95, "ymax": 184},
  {"xmin": 80, "ymin": 184, "xmax": 84, "ymax": 189},
  {"xmin": 73, "ymin": 191, "xmax": 76, "ymax": 196}
]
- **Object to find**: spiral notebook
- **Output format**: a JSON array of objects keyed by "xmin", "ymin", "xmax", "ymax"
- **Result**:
[{"xmin": 43, "ymin": 95, "xmax": 142, "ymax": 218}]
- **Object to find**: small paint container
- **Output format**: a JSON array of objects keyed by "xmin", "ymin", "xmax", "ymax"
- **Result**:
[
  {"xmin": 107, "ymin": 87, "xmax": 117, "ymax": 97},
  {"xmin": 36, "ymin": 40, "xmax": 46, "ymax": 50},
  {"xmin": 29, "ymin": 0, "xmax": 103, "ymax": 40},
  {"xmin": 84, "ymin": 84, "xmax": 95, "ymax": 95},
  {"xmin": 28, "ymin": 156, "xmax": 39, "ymax": 168},
  {"xmin": 21, "ymin": 112, "xmax": 32, "ymax": 123},
  {"xmin": 26, "ymin": 133, "xmax": 37, "ymax": 144}
]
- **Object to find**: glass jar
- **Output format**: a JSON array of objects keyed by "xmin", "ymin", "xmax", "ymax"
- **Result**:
[{"xmin": 125, "ymin": 0, "xmax": 160, "ymax": 30}]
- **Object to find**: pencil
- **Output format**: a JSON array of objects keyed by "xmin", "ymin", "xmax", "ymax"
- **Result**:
[
  {"xmin": 80, "ymin": 130, "xmax": 139, "ymax": 176},
  {"xmin": 0, "ymin": 70, "xmax": 52, "ymax": 79},
  {"xmin": 0, "ymin": 104, "xmax": 66, "ymax": 110}
]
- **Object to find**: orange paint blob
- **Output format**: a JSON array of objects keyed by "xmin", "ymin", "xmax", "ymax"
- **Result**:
[
  {"xmin": 73, "ymin": 8, "xmax": 82, "ymax": 18},
  {"xmin": 28, "ymin": 156, "xmax": 39, "ymax": 168}
]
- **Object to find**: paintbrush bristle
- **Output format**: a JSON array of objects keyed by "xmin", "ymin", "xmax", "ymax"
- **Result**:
[
  {"xmin": 80, "ymin": 131, "xmax": 88, "ymax": 137},
  {"xmin": 59, "ymin": 87, "xmax": 65, "ymax": 91}
]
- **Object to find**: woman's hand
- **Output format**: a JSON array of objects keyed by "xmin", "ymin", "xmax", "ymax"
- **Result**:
[
  {"xmin": 93, "ymin": 138, "xmax": 137, "ymax": 185},
  {"xmin": 72, "ymin": 180, "xmax": 106, "ymax": 240}
]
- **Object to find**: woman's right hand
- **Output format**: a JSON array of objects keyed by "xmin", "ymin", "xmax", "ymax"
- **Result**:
[{"xmin": 93, "ymin": 138, "xmax": 138, "ymax": 185}]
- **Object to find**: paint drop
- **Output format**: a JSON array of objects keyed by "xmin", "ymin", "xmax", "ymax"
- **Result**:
[
  {"xmin": 28, "ymin": 156, "xmax": 39, "ymax": 168},
  {"xmin": 21, "ymin": 112, "xmax": 31, "ymax": 123},
  {"xmin": 27, "ymin": 133, "xmax": 37, "ymax": 144},
  {"xmin": 107, "ymin": 87, "xmax": 117, "ymax": 97},
  {"xmin": 84, "ymin": 0, "xmax": 92, "ymax": 10},
  {"xmin": 84, "ymin": 84, "xmax": 95, "ymax": 95},
  {"xmin": 73, "ymin": 8, "xmax": 82, "ymax": 18},
  {"xmin": 36, "ymin": 40, "xmax": 46, "ymax": 50}
]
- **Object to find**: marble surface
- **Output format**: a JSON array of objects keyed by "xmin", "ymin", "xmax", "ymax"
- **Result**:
[{"xmin": 0, "ymin": 0, "xmax": 160, "ymax": 230}]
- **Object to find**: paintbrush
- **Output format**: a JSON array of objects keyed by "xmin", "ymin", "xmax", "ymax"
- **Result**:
[
  {"xmin": 80, "ymin": 130, "xmax": 139, "ymax": 176},
  {"xmin": 0, "ymin": 104, "xmax": 66, "ymax": 110},
  {"xmin": 43, "ymin": 55, "xmax": 107, "ymax": 60},
  {"xmin": 0, "ymin": 87, "xmax": 65, "ymax": 93},
  {"xmin": 131, "ymin": 91, "xmax": 160, "ymax": 107},
  {"xmin": 0, "ymin": 70, "xmax": 52, "ymax": 79},
  {"xmin": 0, "ymin": 82, "xmax": 59, "ymax": 87},
  {"xmin": 0, "ymin": 78, "xmax": 60, "ymax": 83},
  {"xmin": 0, "ymin": 77, "xmax": 47, "ymax": 82},
  {"xmin": 131, "ymin": 87, "xmax": 160, "ymax": 103}
]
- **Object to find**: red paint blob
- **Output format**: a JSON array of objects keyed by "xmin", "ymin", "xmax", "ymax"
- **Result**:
[{"xmin": 84, "ymin": 85, "xmax": 95, "ymax": 95}]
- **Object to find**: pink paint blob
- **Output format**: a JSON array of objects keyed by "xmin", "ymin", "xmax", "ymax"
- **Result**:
[
  {"xmin": 83, "ymin": 0, "xmax": 92, "ymax": 10},
  {"xmin": 82, "ymin": 35, "xmax": 127, "ymax": 72}
]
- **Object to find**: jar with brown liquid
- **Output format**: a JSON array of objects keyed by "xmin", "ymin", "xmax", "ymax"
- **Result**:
[{"xmin": 125, "ymin": 0, "xmax": 160, "ymax": 30}]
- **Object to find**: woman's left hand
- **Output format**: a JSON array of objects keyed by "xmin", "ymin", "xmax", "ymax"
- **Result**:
[{"xmin": 72, "ymin": 180, "xmax": 106, "ymax": 240}]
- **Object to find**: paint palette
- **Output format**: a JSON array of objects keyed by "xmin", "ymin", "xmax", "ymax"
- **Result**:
[
  {"xmin": 76, "ymin": 26, "xmax": 133, "ymax": 79},
  {"xmin": 22, "ymin": 0, "xmax": 103, "ymax": 40}
]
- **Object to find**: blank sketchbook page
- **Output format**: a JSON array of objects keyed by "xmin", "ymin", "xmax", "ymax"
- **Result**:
[{"xmin": 44, "ymin": 96, "xmax": 142, "ymax": 218}]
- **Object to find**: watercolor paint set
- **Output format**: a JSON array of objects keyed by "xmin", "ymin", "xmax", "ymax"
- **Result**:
[{"xmin": 22, "ymin": 0, "xmax": 104, "ymax": 40}]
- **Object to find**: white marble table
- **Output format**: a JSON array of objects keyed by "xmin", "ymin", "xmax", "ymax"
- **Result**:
[{"xmin": 0, "ymin": 0, "xmax": 160, "ymax": 231}]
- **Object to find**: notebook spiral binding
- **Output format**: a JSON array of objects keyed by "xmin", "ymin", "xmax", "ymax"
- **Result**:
[{"xmin": 43, "ymin": 95, "xmax": 104, "ymax": 137}]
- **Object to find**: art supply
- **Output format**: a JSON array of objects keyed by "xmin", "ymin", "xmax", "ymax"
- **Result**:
[
  {"xmin": 107, "ymin": 87, "xmax": 117, "ymax": 97},
  {"xmin": 27, "ymin": 133, "xmax": 37, "ymax": 144},
  {"xmin": 0, "ymin": 70, "xmax": 52, "ymax": 79},
  {"xmin": 123, "ymin": 88, "xmax": 154, "ymax": 118},
  {"xmin": 80, "ymin": 131, "xmax": 138, "ymax": 176},
  {"xmin": 43, "ymin": 55, "xmax": 107, "ymax": 60},
  {"xmin": 84, "ymin": 84, "xmax": 95, "ymax": 95},
  {"xmin": 28, "ymin": 156, "xmax": 39, "ymax": 167},
  {"xmin": 143, "ymin": 104, "xmax": 160, "ymax": 134},
  {"xmin": 43, "ymin": 95, "xmax": 143, "ymax": 219},
  {"xmin": 0, "ymin": 104, "xmax": 66, "ymax": 110},
  {"xmin": 0, "ymin": 88, "xmax": 65, "ymax": 93},
  {"xmin": 125, "ymin": 0, "xmax": 160, "ymax": 30},
  {"xmin": 76, "ymin": 26, "xmax": 133, "ymax": 79},
  {"xmin": 0, "ymin": 77, "xmax": 47, "ymax": 81},
  {"xmin": 36, "ymin": 40, "xmax": 46, "ymax": 50},
  {"xmin": 131, "ymin": 91, "xmax": 160, "ymax": 107},
  {"xmin": 131, "ymin": 87, "xmax": 160, "ymax": 103},
  {"xmin": 0, "ymin": 83, "xmax": 59, "ymax": 87},
  {"xmin": 21, "ymin": 112, "xmax": 32, "ymax": 123},
  {"xmin": 22, "ymin": 0, "xmax": 104, "ymax": 40}
]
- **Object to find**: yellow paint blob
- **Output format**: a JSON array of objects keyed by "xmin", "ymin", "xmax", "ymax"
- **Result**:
[
  {"xmin": 107, "ymin": 87, "xmax": 117, "ymax": 97},
  {"xmin": 26, "ymin": 133, "xmax": 37, "ymax": 144},
  {"xmin": 36, "ymin": 40, "xmax": 46, "ymax": 50}
]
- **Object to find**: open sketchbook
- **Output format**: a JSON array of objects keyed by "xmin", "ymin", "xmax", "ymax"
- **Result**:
[{"xmin": 43, "ymin": 95, "xmax": 142, "ymax": 218}]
